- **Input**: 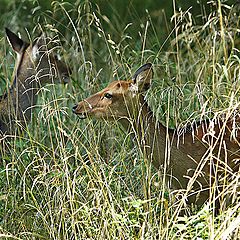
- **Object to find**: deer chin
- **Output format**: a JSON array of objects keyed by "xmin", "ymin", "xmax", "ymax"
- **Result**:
[
  {"xmin": 77, "ymin": 112, "xmax": 88, "ymax": 119},
  {"xmin": 76, "ymin": 111, "xmax": 106, "ymax": 120}
]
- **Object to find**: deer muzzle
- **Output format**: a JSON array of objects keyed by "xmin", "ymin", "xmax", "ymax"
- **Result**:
[{"xmin": 72, "ymin": 101, "xmax": 91, "ymax": 119}]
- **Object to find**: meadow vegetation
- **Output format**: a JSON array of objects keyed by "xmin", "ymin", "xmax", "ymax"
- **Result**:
[{"xmin": 0, "ymin": 0, "xmax": 239, "ymax": 239}]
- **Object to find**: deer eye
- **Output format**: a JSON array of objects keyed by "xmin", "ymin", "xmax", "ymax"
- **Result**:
[{"xmin": 104, "ymin": 93, "xmax": 113, "ymax": 99}]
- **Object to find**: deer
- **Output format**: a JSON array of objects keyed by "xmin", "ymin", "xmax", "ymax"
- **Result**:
[
  {"xmin": 72, "ymin": 63, "xmax": 239, "ymax": 210},
  {"xmin": 0, "ymin": 28, "xmax": 71, "ymax": 136}
]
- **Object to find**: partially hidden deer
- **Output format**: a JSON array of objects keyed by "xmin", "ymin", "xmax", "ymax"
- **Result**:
[
  {"xmin": 0, "ymin": 28, "xmax": 71, "ymax": 135},
  {"xmin": 72, "ymin": 63, "xmax": 239, "ymax": 208}
]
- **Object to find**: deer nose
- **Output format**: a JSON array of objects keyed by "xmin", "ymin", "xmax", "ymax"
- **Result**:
[{"xmin": 72, "ymin": 104, "xmax": 78, "ymax": 113}]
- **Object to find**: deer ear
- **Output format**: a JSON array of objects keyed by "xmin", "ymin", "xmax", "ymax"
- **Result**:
[
  {"xmin": 132, "ymin": 63, "xmax": 153, "ymax": 92},
  {"xmin": 5, "ymin": 28, "xmax": 26, "ymax": 53},
  {"xmin": 133, "ymin": 63, "xmax": 153, "ymax": 92},
  {"xmin": 32, "ymin": 34, "xmax": 47, "ymax": 59}
]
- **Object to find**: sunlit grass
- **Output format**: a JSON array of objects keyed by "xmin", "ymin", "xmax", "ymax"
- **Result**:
[{"xmin": 0, "ymin": 0, "xmax": 239, "ymax": 239}]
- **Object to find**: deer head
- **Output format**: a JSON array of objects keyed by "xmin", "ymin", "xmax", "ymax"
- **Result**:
[
  {"xmin": 5, "ymin": 28, "xmax": 71, "ymax": 85},
  {"xmin": 72, "ymin": 63, "xmax": 153, "ymax": 120}
]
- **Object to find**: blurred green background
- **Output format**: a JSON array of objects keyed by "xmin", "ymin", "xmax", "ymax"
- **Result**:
[{"xmin": 0, "ymin": 0, "xmax": 237, "ymax": 44}]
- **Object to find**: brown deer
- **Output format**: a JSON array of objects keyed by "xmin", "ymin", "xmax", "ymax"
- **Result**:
[
  {"xmin": 0, "ymin": 28, "xmax": 71, "ymax": 135},
  {"xmin": 72, "ymin": 63, "xmax": 239, "ymax": 209}
]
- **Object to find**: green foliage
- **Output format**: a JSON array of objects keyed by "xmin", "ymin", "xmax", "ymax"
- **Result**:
[{"xmin": 0, "ymin": 0, "xmax": 239, "ymax": 239}]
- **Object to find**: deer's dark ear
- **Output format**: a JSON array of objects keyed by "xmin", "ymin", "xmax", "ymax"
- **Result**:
[
  {"xmin": 5, "ymin": 28, "xmax": 26, "ymax": 53},
  {"xmin": 132, "ymin": 63, "xmax": 153, "ymax": 92}
]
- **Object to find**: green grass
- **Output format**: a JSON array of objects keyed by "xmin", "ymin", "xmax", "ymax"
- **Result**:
[{"xmin": 0, "ymin": 0, "xmax": 240, "ymax": 239}]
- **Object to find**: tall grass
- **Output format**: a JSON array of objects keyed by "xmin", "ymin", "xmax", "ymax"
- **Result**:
[{"xmin": 0, "ymin": 1, "xmax": 239, "ymax": 239}]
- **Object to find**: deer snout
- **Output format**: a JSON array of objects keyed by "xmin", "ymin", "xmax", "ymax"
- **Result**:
[
  {"xmin": 72, "ymin": 104, "xmax": 79, "ymax": 113},
  {"xmin": 72, "ymin": 103, "xmax": 88, "ymax": 119}
]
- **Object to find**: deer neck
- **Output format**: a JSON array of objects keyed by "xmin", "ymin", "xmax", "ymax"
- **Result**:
[
  {"xmin": 118, "ymin": 95, "xmax": 210, "ymax": 194},
  {"xmin": 5, "ymin": 55, "xmax": 41, "ymax": 120},
  {"xmin": 119, "ymin": 94, "xmax": 172, "ymax": 169}
]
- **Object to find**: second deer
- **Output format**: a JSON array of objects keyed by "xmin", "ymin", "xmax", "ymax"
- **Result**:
[
  {"xmin": 72, "ymin": 63, "xmax": 239, "ymax": 209},
  {"xmin": 0, "ymin": 28, "xmax": 71, "ymax": 135}
]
